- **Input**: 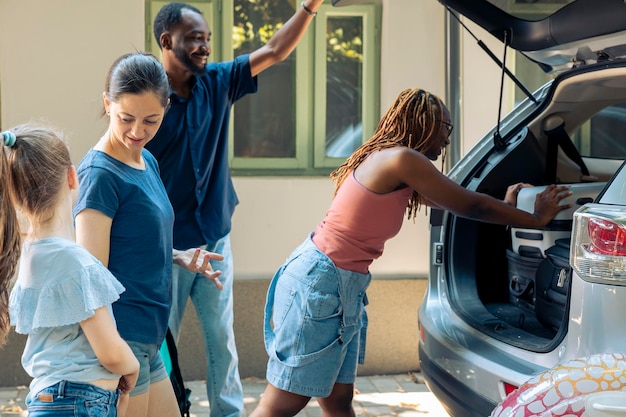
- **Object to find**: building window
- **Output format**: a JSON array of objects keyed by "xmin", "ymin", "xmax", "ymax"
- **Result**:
[
  {"xmin": 147, "ymin": 0, "xmax": 380, "ymax": 175},
  {"xmin": 316, "ymin": 12, "xmax": 371, "ymax": 167},
  {"xmin": 231, "ymin": 0, "xmax": 297, "ymax": 161}
]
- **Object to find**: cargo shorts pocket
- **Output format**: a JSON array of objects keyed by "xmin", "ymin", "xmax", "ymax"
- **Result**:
[{"xmin": 270, "ymin": 263, "xmax": 343, "ymax": 366}]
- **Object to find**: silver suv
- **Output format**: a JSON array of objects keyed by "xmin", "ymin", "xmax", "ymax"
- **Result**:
[{"xmin": 414, "ymin": 1, "xmax": 626, "ymax": 416}]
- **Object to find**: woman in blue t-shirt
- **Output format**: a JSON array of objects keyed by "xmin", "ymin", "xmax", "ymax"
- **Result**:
[
  {"xmin": 2, "ymin": 124, "xmax": 139, "ymax": 417},
  {"xmin": 73, "ymin": 52, "xmax": 224, "ymax": 417}
]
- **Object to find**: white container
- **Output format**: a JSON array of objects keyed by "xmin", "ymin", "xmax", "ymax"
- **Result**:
[{"xmin": 512, "ymin": 182, "xmax": 606, "ymax": 257}]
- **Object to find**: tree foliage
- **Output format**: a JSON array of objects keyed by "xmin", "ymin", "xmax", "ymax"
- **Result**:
[{"xmin": 232, "ymin": 0, "xmax": 363, "ymax": 64}]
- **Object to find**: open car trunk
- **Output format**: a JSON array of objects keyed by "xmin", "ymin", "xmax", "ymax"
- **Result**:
[{"xmin": 442, "ymin": 61, "xmax": 626, "ymax": 351}]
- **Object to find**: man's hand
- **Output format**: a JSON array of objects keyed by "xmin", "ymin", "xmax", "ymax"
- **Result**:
[{"xmin": 173, "ymin": 248, "xmax": 225, "ymax": 290}]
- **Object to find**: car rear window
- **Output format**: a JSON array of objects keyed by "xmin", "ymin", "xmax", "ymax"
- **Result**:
[
  {"xmin": 571, "ymin": 103, "xmax": 626, "ymax": 160},
  {"xmin": 488, "ymin": 0, "xmax": 574, "ymax": 20}
]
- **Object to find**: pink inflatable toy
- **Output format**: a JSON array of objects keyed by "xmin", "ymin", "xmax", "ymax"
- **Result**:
[{"xmin": 491, "ymin": 352, "xmax": 626, "ymax": 417}]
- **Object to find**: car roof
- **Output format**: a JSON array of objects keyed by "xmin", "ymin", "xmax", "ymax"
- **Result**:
[{"xmin": 331, "ymin": 0, "xmax": 626, "ymax": 73}]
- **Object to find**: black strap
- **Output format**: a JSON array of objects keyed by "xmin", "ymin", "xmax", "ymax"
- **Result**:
[
  {"xmin": 165, "ymin": 328, "xmax": 191, "ymax": 417},
  {"xmin": 543, "ymin": 122, "xmax": 590, "ymax": 183}
]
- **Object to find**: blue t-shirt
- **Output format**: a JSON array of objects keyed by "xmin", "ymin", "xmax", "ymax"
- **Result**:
[
  {"xmin": 9, "ymin": 238, "xmax": 125, "ymax": 397},
  {"xmin": 73, "ymin": 149, "xmax": 174, "ymax": 344},
  {"xmin": 145, "ymin": 55, "xmax": 257, "ymax": 249}
]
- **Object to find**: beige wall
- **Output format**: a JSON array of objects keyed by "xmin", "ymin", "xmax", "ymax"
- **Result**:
[
  {"xmin": 0, "ymin": 0, "xmax": 517, "ymax": 386},
  {"xmin": 0, "ymin": 0, "xmax": 145, "ymax": 162}
]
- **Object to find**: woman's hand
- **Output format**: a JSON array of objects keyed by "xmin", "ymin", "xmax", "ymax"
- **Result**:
[
  {"xmin": 504, "ymin": 182, "xmax": 533, "ymax": 206},
  {"xmin": 533, "ymin": 184, "xmax": 572, "ymax": 226},
  {"xmin": 173, "ymin": 248, "xmax": 225, "ymax": 290}
]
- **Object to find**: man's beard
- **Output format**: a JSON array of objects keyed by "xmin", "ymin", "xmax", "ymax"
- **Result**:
[{"xmin": 173, "ymin": 45, "xmax": 206, "ymax": 77}]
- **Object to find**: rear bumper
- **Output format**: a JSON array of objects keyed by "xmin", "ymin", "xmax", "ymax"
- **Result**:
[
  {"xmin": 416, "ymin": 299, "xmax": 551, "ymax": 416},
  {"xmin": 419, "ymin": 344, "xmax": 496, "ymax": 417}
]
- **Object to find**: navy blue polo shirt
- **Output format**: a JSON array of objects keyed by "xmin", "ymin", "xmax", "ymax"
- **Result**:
[{"xmin": 146, "ymin": 55, "xmax": 257, "ymax": 249}]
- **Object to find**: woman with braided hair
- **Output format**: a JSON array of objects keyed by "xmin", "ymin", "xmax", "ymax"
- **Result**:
[{"xmin": 250, "ymin": 87, "xmax": 572, "ymax": 417}]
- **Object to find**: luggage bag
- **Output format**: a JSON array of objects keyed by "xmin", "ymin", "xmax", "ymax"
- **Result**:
[
  {"xmin": 512, "ymin": 182, "xmax": 605, "ymax": 258},
  {"xmin": 534, "ymin": 238, "xmax": 572, "ymax": 330}
]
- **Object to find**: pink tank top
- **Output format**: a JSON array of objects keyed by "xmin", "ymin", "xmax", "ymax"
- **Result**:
[{"xmin": 312, "ymin": 171, "xmax": 413, "ymax": 273}]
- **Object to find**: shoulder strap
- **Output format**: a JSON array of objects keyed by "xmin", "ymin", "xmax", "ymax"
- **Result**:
[
  {"xmin": 165, "ymin": 328, "xmax": 192, "ymax": 417},
  {"xmin": 543, "ymin": 122, "xmax": 590, "ymax": 183}
]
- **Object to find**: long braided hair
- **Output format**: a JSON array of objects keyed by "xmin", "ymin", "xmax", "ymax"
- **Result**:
[{"xmin": 330, "ymin": 88, "xmax": 447, "ymax": 220}]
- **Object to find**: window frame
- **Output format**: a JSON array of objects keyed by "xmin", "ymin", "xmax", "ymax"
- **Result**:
[
  {"xmin": 227, "ymin": 1, "xmax": 312, "ymax": 172},
  {"xmin": 313, "ymin": 4, "xmax": 381, "ymax": 169},
  {"xmin": 227, "ymin": 1, "xmax": 381, "ymax": 175}
]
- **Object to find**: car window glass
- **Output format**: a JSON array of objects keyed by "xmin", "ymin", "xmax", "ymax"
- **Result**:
[
  {"xmin": 324, "ymin": 15, "xmax": 364, "ymax": 159},
  {"xmin": 598, "ymin": 161, "xmax": 626, "ymax": 204},
  {"xmin": 487, "ymin": 0, "xmax": 574, "ymax": 20},
  {"xmin": 570, "ymin": 103, "xmax": 626, "ymax": 159}
]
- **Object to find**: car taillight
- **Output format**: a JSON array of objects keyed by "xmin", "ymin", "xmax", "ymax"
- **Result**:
[
  {"xmin": 572, "ymin": 205, "xmax": 626, "ymax": 285},
  {"xmin": 503, "ymin": 382, "xmax": 518, "ymax": 396},
  {"xmin": 587, "ymin": 217, "xmax": 626, "ymax": 256}
]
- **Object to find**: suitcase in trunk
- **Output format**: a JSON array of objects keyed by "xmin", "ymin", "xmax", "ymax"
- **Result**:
[
  {"xmin": 535, "ymin": 238, "xmax": 571, "ymax": 330},
  {"xmin": 512, "ymin": 182, "xmax": 605, "ymax": 258},
  {"xmin": 506, "ymin": 249, "xmax": 542, "ymax": 312}
]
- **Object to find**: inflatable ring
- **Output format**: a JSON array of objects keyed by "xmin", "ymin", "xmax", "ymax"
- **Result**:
[{"xmin": 491, "ymin": 352, "xmax": 626, "ymax": 417}]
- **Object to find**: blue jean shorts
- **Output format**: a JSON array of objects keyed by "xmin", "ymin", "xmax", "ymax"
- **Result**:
[
  {"xmin": 263, "ymin": 234, "xmax": 371, "ymax": 398},
  {"xmin": 26, "ymin": 381, "xmax": 119, "ymax": 417},
  {"xmin": 127, "ymin": 340, "xmax": 168, "ymax": 395}
]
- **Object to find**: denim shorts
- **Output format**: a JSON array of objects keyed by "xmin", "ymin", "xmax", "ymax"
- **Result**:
[
  {"xmin": 26, "ymin": 381, "xmax": 119, "ymax": 417},
  {"xmin": 127, "ymin": 340, "xmax": 168, "ymax": 395},
  {"xmin": 263, "ymin": 234, "xmax": 371, "ymax": 398}
]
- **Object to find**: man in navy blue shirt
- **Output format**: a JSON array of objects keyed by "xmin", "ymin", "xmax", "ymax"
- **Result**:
[{"xmin": 147, "ymin": 2, "xmax": 323, "ymax": 416}]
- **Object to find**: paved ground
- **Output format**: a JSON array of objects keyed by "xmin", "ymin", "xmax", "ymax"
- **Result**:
[{"xmin": 0, "ymin": 372, "xmax": 450, "ymax": 417}]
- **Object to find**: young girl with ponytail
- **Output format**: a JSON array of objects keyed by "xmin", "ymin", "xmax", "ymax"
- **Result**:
[{"xmin": 1, "ymin": 125, "xmax": 139, "ymax": 417}]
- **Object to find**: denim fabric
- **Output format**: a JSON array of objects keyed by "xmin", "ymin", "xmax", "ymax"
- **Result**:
[
  {"xmin": 169, "ymin": 234, "xmax": 243, "ymax": 417},
  {"xmin": 126, "ymin": 341, "xmax": 168, "ymax": 395},
  {"xmin": 26, "ymin": 381, "xmax": 119, "ymax": 417},
  {"xmin": 263, "ymin": 234, "xmax": 371, "ymax": 398}
]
